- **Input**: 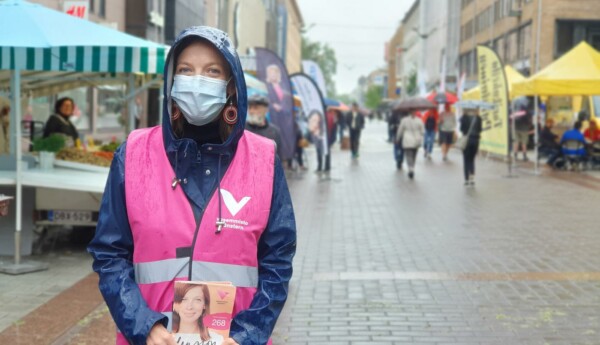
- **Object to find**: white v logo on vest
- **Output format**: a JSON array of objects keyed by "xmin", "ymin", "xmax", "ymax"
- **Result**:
[{"xmin": 220, "ymin": 189, "xmax": 251, "ymax": 216}]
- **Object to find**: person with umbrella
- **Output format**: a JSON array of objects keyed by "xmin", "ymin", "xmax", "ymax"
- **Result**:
[
  {"xmin": 396, "ymin": 107, "xmax": 425, "ymax": 179},
  {"xmin": 438, "ymin": 104, "xmax": 457, "ymax": 161}
]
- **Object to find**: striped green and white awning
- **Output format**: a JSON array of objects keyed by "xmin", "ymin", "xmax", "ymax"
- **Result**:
[
  {"xmin": 0, "ymin": 0, "xmax": 168, "ymax": 75},
  {"xmin": 0, "ymin": 46, "xmax": 166, "ymax": 74}
]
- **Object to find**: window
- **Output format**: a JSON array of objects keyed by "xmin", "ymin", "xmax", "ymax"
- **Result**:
[
  {"xmin": 496, "ymin": 36, "xmax": 506, "ymax": 62},
  {"xmin": 507, "ymin": 31, "xmax": 518, "ymax": 63},
  {"xmin": 465, "ymin": 20, "xmax": 473, "ymax": 41},
  {"xmin": 98, "ymin": 0, "xmax": 105, "ymax": 17},
  {"xmin": 96, "ymin": 85, "xmax": 125, "ymax": 131},
  {"xmin": 519, "ymin": 24, "xmax": 532, "ymax": 59},
  {"xmin": 89, "ymin": 0, "xmax": 94, "ymax": 13}
]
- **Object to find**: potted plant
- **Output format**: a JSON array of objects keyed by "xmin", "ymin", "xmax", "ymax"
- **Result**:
[{"xmin": 32, "ymin": 134, "xmax": 65, "ymax": 170}]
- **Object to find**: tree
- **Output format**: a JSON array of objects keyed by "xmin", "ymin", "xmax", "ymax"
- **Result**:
[
  {"xmin": 337, "ymin": 94, "xmax": 354, "ymax": 106},
  {"xmin": 406, "ymin": 70, "xmax": 417, "ymax": 96},
  {"xmin": 364, "ymin": 85, "xmax": 383, "ymax": 110},
  {"xmin": 301, "ymin": 35, "xmax": 337, "ymax": 97}
]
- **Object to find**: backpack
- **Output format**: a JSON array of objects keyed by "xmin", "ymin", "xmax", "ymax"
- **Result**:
[{"xmin": 425, "ymin": 115, "xmax": 436, "ymax": 131}]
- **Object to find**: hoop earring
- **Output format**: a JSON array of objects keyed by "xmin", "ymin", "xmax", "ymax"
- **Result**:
[
  {"xmin": 223, "ymin": 102, "xmax": 238, "ymax": 125},
  {"xmin": 172, "ymin": 107, "xmax": 181, "ymax": 121}
]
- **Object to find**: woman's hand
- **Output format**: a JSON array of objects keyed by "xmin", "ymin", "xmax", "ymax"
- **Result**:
[
  {"xmin": 146, "ymin": 323, "xmax": 176, "ymax": 345},
  {"xmin": 221, "ymin": 338, "xmax": 239, "ymax": 345}
]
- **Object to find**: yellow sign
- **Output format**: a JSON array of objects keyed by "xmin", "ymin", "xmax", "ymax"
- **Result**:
[{"xmin": 477, "ymin": 45, "xmax": 509, "ymax": 156}]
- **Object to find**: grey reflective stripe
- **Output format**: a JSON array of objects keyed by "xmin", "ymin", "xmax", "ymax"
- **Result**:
[
  {"xmin": 134, "ymin": 259, "xmax": 258, "ymax": 288},
  {"xmin": 134, "ymin": 258, "xmax": 189, "ymax": 284},
  {"xmin": 191, "ymin": 261, "xmax": 258, "ymax": 288}
]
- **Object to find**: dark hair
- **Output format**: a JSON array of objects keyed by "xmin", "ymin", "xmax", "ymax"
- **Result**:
[
  {"xmin": 574, "ymin": 121, "xmax": 582, "ymax": 130},
  {"xmin": 172, "ymin": 283, "xmax": 210, "ymax": 340},
  {"xmin": 55, "ymin": 97, "xmax": 74, "ymax": 115}
]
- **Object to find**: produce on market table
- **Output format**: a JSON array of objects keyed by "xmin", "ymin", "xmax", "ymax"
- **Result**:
[
  {"xmin": 100, "ymin": 141, "xmax": 120, "ymax": 152},
  {"xmin": 56, "ymin": 147, "xmax": 112, "ymax": 167}
]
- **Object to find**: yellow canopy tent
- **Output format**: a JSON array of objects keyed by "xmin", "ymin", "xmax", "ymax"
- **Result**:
[
  {"xmin": 512, "ymin": 41, "xmax": 600, "ymax": 96},
  {"xmin": 462, "ymin": 65, "xmax": 525, "ymax": 100}
]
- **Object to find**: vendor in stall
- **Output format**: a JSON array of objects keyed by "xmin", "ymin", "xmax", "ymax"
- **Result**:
[
  {"xmin": 0, "ymin": 100, "xmax": 9, "ymax": 154},
  {"xmin": 43, "ymin": 97, "xmax": 79, "ymax": 146}
]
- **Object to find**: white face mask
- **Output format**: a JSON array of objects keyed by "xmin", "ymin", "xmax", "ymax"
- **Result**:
[{"xmin": 170, "ymin": 74, "xmax": 230, "ymax": 126}]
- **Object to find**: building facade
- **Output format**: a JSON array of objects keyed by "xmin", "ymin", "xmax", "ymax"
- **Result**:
[
  {"xmin": 386, "ymin": 25, "xmax": 404, "ymax": 99},
  {"xmin": 226, "ymin": 0, "xmax": 268, "ymax": 55},
  {"xmin": 459, "ymin": 0, "xmax": 600, "ymax": 81},
  {"xmin": 285, "ymin": 0, "xmax": 303, "ymax": 74},
  {"xmin": 165, "ymin": 0, "xmax": 206, "ymax": 45},
  {"xmin": 401, "ymin": 1, "xmax": 421, "ymax": 98},
  {"xmin": 421, "ymin": 0, "xmax": 449, "ymax": 89}
]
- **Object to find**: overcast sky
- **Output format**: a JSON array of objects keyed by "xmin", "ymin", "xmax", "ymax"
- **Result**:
[{"xmin": 297, "ymin": 0, "xmax": 413, "ymax": 95}]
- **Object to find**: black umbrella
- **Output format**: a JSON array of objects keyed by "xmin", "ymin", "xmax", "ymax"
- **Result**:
[{"xmin": 393, "ymin": 97, "xmax": 437, "ymax": 111}]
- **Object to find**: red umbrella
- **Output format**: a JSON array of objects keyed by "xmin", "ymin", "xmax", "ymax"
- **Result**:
[{"xmin": 426, "ymin": 91, "xmax": 458, "ymax": 105}]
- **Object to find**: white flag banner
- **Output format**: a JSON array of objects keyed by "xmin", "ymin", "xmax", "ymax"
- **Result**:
[{"xmin": 302, "ymin": 60, "xmax": 327, "ymax": 97}]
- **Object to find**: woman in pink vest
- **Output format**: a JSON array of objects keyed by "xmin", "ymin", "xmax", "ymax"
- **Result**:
[{"xmin": 88, "ymin": 26, "xmax": 297, "ymax": 345}]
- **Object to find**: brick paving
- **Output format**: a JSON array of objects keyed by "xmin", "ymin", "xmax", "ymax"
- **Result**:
[{"xmin": 1, "ymin": 120, "xmax": 600, "ymax": 344}]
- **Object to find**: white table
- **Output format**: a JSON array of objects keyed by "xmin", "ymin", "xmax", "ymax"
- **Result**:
[{"xmin": 0, "ymin": 167, "xmax": 108, "ymax": 193}]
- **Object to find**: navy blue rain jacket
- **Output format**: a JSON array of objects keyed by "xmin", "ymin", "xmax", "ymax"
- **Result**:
[{"xmin": 88, "ymin": 26, "xmax": 297, "ymax": 345}]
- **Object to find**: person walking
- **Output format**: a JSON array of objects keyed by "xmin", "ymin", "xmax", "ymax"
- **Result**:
[
  {"xmin": 389, "ymin": 110, "xmax": 404, "ymax": 169},
  {"xmin": 87, "ymin": 26, "xmax": 296, "ymax": 345},
  {"xmin": 422, "ymin": 109, "xmax": 438, "ymax": 159},
  {"xmin": 460, "ymin": 108, "xmax": 483, "ymax": 186},
  {"xmin": 396, "ymin": 109, "xmax": 425, "ymax": 179},
  {"xmin": 438, "ymin": 105, "xmax": 456, "ymax": 161},
  {"xmin": 513, "ymin": 108, "xmax": 532, "ymax": 161},
  {"xmin": 346, "ymin": 102, "xmax": 365, "ymax": 159},
  {"xmin": 324, "ymin": 108, "xmax": 339, "ymax": 172}
]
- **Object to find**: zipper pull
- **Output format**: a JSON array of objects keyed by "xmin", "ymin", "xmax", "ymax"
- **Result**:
[
  {"xmin": 215, "ymin": 218, "xmax": 226, "ymax": 234},
  {"xmin": 171, "ymin": 177, "xmax": 181, "ymax": 190}
]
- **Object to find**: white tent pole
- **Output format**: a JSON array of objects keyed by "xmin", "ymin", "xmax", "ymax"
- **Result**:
[
  {"xmin": 159, "ymin": 83, "xmax": 164, "ymax": 127},
  {"xmin": 10, "ymin": 68, "xmax": 23, "ymax": 265},
  {"xmin": 534, "ymin": 0, "xmax": 542, "ymax": 175},
  {"xmin": 534, "ymin": 97, "xmax": 539, "ymax": 174}
]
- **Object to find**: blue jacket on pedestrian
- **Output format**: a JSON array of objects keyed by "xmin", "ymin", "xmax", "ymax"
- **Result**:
[
  {"xmin": 87, "ymin": 27, "xmax": 297, "ymax": 345},
  {"xmin": 560, "ymin": 129, "xmax": 586, "ymax": 156}
]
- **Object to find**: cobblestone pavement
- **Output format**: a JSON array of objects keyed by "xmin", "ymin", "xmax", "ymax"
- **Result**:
[{"xmin": 1, "ymin": 120, "xmax": 600, "ymax": 344}]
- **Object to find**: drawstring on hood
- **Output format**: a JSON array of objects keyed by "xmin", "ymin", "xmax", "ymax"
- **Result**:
[{"xmin": 215, "ymin": 154, "xmax": 224, "ymax": 234}]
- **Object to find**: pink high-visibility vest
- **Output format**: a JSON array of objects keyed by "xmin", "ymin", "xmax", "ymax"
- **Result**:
[{"xmin": 119, "ymin": 127, "xmax": 275, "ymax": 344}]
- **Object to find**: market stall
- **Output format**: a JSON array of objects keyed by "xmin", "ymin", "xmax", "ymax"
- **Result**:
[
  {"xmin": 512, "ymin": 41, "xmax": 600, "ymax": 123},
  {"xmin": 511, "ymin": 41, "xmax": 600, "ymax": 173},
  {"xmin": 0, "ymin": 0, "xmax": 167, "ymax": 273}
]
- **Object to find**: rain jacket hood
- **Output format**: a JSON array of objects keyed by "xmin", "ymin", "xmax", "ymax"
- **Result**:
[
  {"xmin": 162, "ymin": 26, "xmax": 247, "ymax": 160},
  {"xmin": 88, "ymin": 27, "xmax": 296, "ymax": 345}
]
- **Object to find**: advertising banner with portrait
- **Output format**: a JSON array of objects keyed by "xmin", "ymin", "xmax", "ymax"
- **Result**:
[
  {"xmin": 477, "ymin": 45, "xmax": 509, "ymax": 156},
  {"xmin": 290, "ymin": 73, "xmax": 328, "ymax": 155},
  {"xmin": 255, "ymin": 47, "xmax": 295, "ymax": 160}
]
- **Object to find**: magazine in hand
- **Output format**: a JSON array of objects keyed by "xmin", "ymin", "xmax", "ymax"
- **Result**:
[{"xmin": 172, "ymin": 281, "xmax": 237, "ymax": 345}]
